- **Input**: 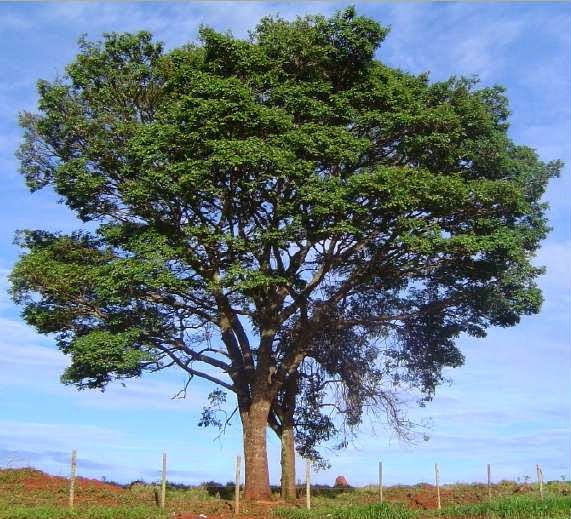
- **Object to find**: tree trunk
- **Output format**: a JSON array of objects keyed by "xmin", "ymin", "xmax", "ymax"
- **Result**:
[
  {"xmin": 280, "ymin": 423, "xmax": 296, "ymax": 501},
  {"xmin": 242, "ymin": 399, "xmax": 272, "ymax": 501},
  {"xmin": 280, "ymin": 373, "xmax": 298, "ymax": 501}
]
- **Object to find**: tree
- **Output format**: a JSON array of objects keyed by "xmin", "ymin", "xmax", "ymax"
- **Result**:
[{"xmin": 10, "ymin": 7, "xmax": 560, "ymax": 501}]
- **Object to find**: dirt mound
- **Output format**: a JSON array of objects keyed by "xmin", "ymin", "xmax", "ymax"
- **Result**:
[
  {"xmin": 3, "ymin": 468, "xmax": 123, "ymax": 494},
  {"xmin": 0, "ymin": 467, "xmax": 126, "ymax": 507}
]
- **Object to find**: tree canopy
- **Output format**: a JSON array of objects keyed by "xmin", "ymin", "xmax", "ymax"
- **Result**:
[{"xmin": 10, "ymin": 7, "xmax": 560, "ymax": 500}]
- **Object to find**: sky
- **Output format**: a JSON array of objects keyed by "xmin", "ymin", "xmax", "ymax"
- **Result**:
[{"xmin": 0, "ymin": 1, "xmax": 569, "ymax": 488}]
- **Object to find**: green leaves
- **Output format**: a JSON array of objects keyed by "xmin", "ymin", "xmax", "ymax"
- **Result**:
[
  {"xmin": 60, "ymin": 329, "xmax": 149, "ymax": 389},
  {"xmin": 11, "ymin": 7, "xmax": 560, "ymax": 401},
  {"xmin": 253, "ymin": 7, "xmax": 389, "ymax": 86}
]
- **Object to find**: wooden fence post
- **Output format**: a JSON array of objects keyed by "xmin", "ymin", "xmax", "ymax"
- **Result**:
[
  {"xmin": 378, "ymin": 461, "xmax": 383, "ymax": 503},
  {"xmin": 536, "ymin": 464, "xmax": 544, "ymax": 500},
  {"xmin": 435, "ymin": 463, "xmax": 441, "ymax": 510},
  {"xmin": 487, "ymin": 464, "xmax": 492, "ymax": 501},
  {"xmin": 160, "ymin": 452, "xmax": 167, "ymax": 510},
  {"xmin": 69, "ymin": 449, "xmax": 77, "ymax": 510},
  {"xmin": 234, "ymin": 455, "xmax": 241, "ymax": 515},
  {"xmin": 305, "ymin": 459, "xmax": 311, "ymax": 510}
]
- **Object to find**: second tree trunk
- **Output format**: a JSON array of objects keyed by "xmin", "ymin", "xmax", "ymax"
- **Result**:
[{"xmin": 280, "ymin": 422, "xmax": 296, "ymax": 501}]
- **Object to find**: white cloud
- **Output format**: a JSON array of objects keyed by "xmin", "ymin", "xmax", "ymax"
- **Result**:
[
  {"xmin": 71, "ymin": 375, "xmax": 212, "ymax": 412},
  {"xmin": 0, "ymin": 420, "xmax": 125, "ymax": 450},
  {"xmin": 0, "ymin": 316, "xmax": 55, "ymax": 347},
  {"xmin": 452, "ymin": 20, "xmax": 523, "ymax": 80},
  {"xmin": 378, "ymin": 2, "xmax": 568, "ymax": 93},
  {"xmin": 6, "ymin": 2, "xmax": 334, "ymax": 52},
  {"xmin": 1, "ymin": 340, "xmax": 64, "ymax": 369},
  {"xmin": 0, "ymin": 10, "xmax": 33, "ymax": 31},
  {"xmin": 0, "ymin": 313, "xmax": 215, "ymax": 413}
]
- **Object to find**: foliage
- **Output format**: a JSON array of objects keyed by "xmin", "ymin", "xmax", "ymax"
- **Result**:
[{"xmin": 10, "ymin": 7, "xmax": 560, "ymax": 467}]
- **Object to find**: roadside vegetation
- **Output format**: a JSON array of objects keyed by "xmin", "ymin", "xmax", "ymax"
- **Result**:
[{"xmin": 1, "ymin": 468, "xmax": 569, "ymax": 519}]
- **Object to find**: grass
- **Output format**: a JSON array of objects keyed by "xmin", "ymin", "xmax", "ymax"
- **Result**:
[
  {"xmin": 1, "ymin": 468, "xmax": 569, "ymax": 519},
  {"xmin": 0, "ymin": 505, "xmax": 166, "ymax": 519},
  {"xmin": 275, "ymin": 503, "xmax": 416, "ymax": 519},
  {"xmin": 275, "ymin": 495, "xmax": 571, "ymax": 519},
  {"xmin": 437, "ymin": 495, "xmax": 571, "ymax": 518},
  {"xmin": 0, "ymin": 468, "xmax": 223, "ymax": 518}
]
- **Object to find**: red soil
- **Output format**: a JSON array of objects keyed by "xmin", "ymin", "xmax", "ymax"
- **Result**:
[
  {"xmin": 1, "ymin": 468, "xmax": 126, "ymax": 507},
  {"xmin": 395, "ymin": 485, "xmax": 472, "ymax": 510},
  {"xmin": 18, "ymin": 468, "xmax": 123, "ymax": 494},
  {"xmin": 175, "ymin": 512, "xmax": 259, "ymax": 519}
]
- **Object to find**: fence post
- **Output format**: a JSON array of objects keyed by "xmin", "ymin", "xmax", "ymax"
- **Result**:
[
  {"xmin": 536, "ymin": 464, "xmax": 544, "ymax": 500},
  {"xmin": 435, "ymin": 463, "xmax": 441, "ymax": 510},
  {"xmin": 487, "ymin": 464, "xmax": 492, "ymax": 501},
  {"xmin": 234, "ymin": 455, "xmax": 241, "ymax": 515},
  {"xmin": 69, "ymin": 449, "xmax": 77, "ymax": 510},
  {"xmin": 378, "ymin": 461, "xmax": 383, "ymax": 503},
  {"xmin": 160, "ymin": 452, "xmax": 167, "ymax": 510},
  {"xmin": 305, "ymin": 459, "xmax": 311, "ymax": 510}
]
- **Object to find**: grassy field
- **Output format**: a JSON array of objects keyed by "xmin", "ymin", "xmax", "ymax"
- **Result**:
[
  {"xmin": 275, "ymin": 495, "xmax": 571, "ymax": 519},
  {"xmin": 1, "ymin": 468, "xmax": 569, "ymax": 519}
]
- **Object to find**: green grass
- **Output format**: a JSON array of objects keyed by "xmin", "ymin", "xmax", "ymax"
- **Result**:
[
  {"xmin": 437, "ymin": 495, "xmax": 571, "ymax": 518},
  {"xmin": 275, "ymin": 503, "xmax": 416, "ymax": 519},
  {"xmin": 0, "ymin": 505, "xmax": 166, "ymax": 519},
  {"xmin": 275, "ymin": 495, "xmax": 571, "ymax": 519}
]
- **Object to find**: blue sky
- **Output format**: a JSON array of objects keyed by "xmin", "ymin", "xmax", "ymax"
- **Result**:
[{"xmin": 0, "ymin": 2, "xmax": 569, "ymax": 487}]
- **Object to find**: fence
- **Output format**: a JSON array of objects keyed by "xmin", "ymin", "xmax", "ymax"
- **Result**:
[{"xmin": 64, "ymin": 450, "xmax": 550, "ymax": 514}]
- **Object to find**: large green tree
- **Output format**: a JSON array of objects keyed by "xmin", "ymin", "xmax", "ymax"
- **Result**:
[{"xmin": 10, "ymin": 8, "xmax": 559, "ymax": 500}]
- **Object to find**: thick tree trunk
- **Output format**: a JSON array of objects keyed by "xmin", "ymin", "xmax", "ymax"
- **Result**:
[
  {"xmin": 242, "ymin": 399, "xmax": 272, "ymax": 501},
  {"xmin": 280, "ymin": 423, "xmax": 296, "ymax": 501}
]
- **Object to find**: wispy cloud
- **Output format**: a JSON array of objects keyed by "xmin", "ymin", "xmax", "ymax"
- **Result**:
[
  {"xmin": 0, "ymin": 448, "xmax": 117, "ymax": 472},
  {"xmin": 0, "ymin": 421, "xmax": 125, "ymax": 450},
  {"xmin": 0, "ymin": 331, "xmax": 212, "ymax": 412}
]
